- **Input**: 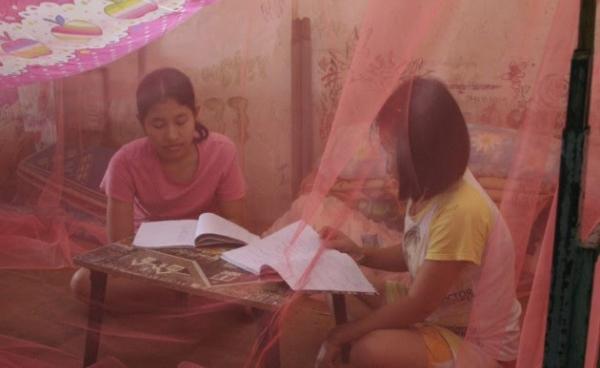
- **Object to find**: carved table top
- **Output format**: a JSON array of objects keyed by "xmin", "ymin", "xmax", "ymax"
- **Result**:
[{"xmin": 74, "ymin": 242, "xmax": 290, "ymax": 311}]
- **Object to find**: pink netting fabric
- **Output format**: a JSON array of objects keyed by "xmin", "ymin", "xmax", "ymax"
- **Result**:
[{"xmin": 0, "ymin": 0, "xmax": 598, "ymax": 367}]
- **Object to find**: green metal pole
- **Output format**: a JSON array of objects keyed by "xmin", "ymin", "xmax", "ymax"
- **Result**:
[{"xmin": 543, "ymin": 0, "xmax": 599, "ymax": 367}]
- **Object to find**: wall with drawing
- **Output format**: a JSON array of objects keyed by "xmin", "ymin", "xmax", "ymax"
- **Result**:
[
  {"xmin": 104, "ymin": 51, "xmax": 144, "ymax": 146},
  {"xmin": 298, "ymin": 0, "xmax": 568, "ymax": 163},
  {"xmin": 297, "ymin": 0, "xmax": 368, "ymax": 159},
  {"xmin": 62, "ymin": 69, "xmax": 109, "ymax": 146}
]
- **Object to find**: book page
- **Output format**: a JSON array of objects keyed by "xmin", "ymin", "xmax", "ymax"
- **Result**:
[
  {"xmin": 262, "ymin": 221, "xmax": 320, "ymax": 254},
  {"xmin": 269, "ymin": 250, "xmax": 376, "ymax": 293},
  {"xmin": 221, "ymin": 221, "xmax": 375, "ymax": 293},
  {"xmin": 195, "ymin": 213, "xmax": 260, "ymax": 245},
  {"xmin": 220, "ymin": 244, "xmax": 271, "ymax": 274},
  {"xmin": 220, "ymin": 221, "xmax": 317, "ymax": 274},
  {"xmin": 132, "ymin": 220, "xmax": 197, "ymax": 248}
]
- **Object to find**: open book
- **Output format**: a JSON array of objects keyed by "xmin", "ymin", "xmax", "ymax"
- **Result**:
[
  {"xmin": 132, "ymin": 213, "xmax": 260, "ymax": 248},
  {"xmin": 221, "ymin": 221, "xmax": 376, "ymax": 294}
]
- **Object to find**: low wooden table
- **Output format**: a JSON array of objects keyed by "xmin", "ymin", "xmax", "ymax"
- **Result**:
[
  {"xmin": 74, "ymin": 242, "xmax": 350, "ymax": 367},
  {"xmin": 74, "ymin": 242, "xmax": 291, "ymax": 367}
]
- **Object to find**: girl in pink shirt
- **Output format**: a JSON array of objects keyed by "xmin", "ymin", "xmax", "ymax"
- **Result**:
[
  {"xmin": 71, "ymin": 68, "xmax": 246, "ymax": 307},
  {"xmin": 101, "ymin": 130, "xmax": 245, "ymax": 231},
  {"xmin": 102, "ymin": 67, "xmax": 246, "ymax": 240}
]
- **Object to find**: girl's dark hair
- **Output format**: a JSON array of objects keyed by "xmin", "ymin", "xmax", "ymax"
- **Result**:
[
  {"xmin": 377, "ymin": 77, "xmax": 470, "ymax": 200},
  {"xmin": 136, "ymin": 67, "xmax": 209, "ymax": 143}
]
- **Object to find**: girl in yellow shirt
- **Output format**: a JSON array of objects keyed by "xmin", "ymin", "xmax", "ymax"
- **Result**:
[{"xmin": 318, "ymin": 78, "xmax": 521, "ymax": 368}]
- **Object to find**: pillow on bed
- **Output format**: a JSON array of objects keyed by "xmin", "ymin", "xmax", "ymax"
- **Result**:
[
  {"xmin": 299, "ymin": 128, "xmax": 402, "ymax": 234},
  {"xmin": 284, "ymin": 126, "xmax": 403, "ymax": 243},
  {"xmin": 468, "ymin": 123, "xmax": 560, "ymax": 186}
]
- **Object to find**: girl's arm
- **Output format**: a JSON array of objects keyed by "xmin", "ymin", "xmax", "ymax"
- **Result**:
[
  {"xmin": 218, "ymin": 198, "xmax": 246, "ymax": 227},
  {"xmin": 328, "ymin": 259, "xmax": 469, "ymax": 345},
  {"xmin": 359, "ymin": 245, "xmax": 407, "ymax": 272},
  {"xmin": 106, "ymin": 196, "xmax": 134, "ymax": 243},
  {"xmin": 320, "ymin": 227, "xmax": 407, "ymax": 272}
]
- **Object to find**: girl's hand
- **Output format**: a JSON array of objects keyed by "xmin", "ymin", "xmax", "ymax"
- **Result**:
[
  {"xmin": 315, "ymin": 340, "xmax": 341, "ymax": 368},
  {"xmin": 315, "ymin": 325, "xmax": 355, "ymax": 368},
  {"xmin": 319, "ymin": 226, "xmax": 365, "ymax": 262}
]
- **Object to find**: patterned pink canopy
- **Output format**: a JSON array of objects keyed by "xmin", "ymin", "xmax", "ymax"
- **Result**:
[{"xmin": 0, "ymin": 0, "xmax": 217, "ymax": 88}]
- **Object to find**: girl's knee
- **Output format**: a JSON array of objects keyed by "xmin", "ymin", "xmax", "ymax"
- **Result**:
[
  {"xmin": 349, "ymin": 331, "xmax": 386, "ymax": 367},
  {"xmin": 349, "ymin": 329, "xmax": 429, "ymax": 368},
  {"xmin": 70, "ymin": 267, "xmax": 91, "ymax": 300}
]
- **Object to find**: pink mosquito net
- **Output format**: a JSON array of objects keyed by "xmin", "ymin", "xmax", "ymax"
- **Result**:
[{"xmin": 0, "ymin": 0, "xmax": 598, "ymax": 367}]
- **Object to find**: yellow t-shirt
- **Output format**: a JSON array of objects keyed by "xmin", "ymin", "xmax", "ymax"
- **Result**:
[
  {"xmin": 402, "ymin": 175, "xmax": 521, "ymax": 361},
  {"xmin": 404, "ymin": 179, "xmax": 491, "ymax": 332},
  {"xmin": 425, "ymin": 179, "xmax": 491, "ymax": 265}
]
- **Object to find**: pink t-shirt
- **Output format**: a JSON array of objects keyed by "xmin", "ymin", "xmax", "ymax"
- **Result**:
[{"xmin": 100, "ymin": 132, "xmax": 246, "ymax": 226}]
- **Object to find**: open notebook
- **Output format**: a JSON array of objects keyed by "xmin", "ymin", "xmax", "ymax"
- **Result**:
[
  {"xmin": 221, "ymin": 221, "xmax": 376, "ymax": 294},
  {"xmin": 132, "ymin": 213, "xmax": 260, "ymax": 248}
]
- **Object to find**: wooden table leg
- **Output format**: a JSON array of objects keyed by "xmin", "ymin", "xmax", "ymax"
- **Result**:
[
  {"xmin": 332, "ymin": 294, "xmax": 350, "ymax": 363},
  {"xmin": 252, "ymin": 308, "xmax": 280, "ymax": 368},
  {"xmin": 83, "ymin": 271, "xmax": 107, "ymax": 367}
]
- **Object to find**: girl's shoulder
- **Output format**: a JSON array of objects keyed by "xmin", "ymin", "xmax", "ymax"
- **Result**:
[
  {"xmin": 111, "ymin": 137, "xmax": 152, "ymax": 164},
  {"xmin": 437, "ymin": 178, "xmax": 491, "ymax": 219},
  {"xmin": 120, "ymin": 136, "xmax": 150, "ymax": 150},
  {"xmin": 202, "ymin": 132, "xmax": 235, "ymax": 147},
  {"xmin": 198, "ymin": 132, "xmax": 238, "ymax": 156}
]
